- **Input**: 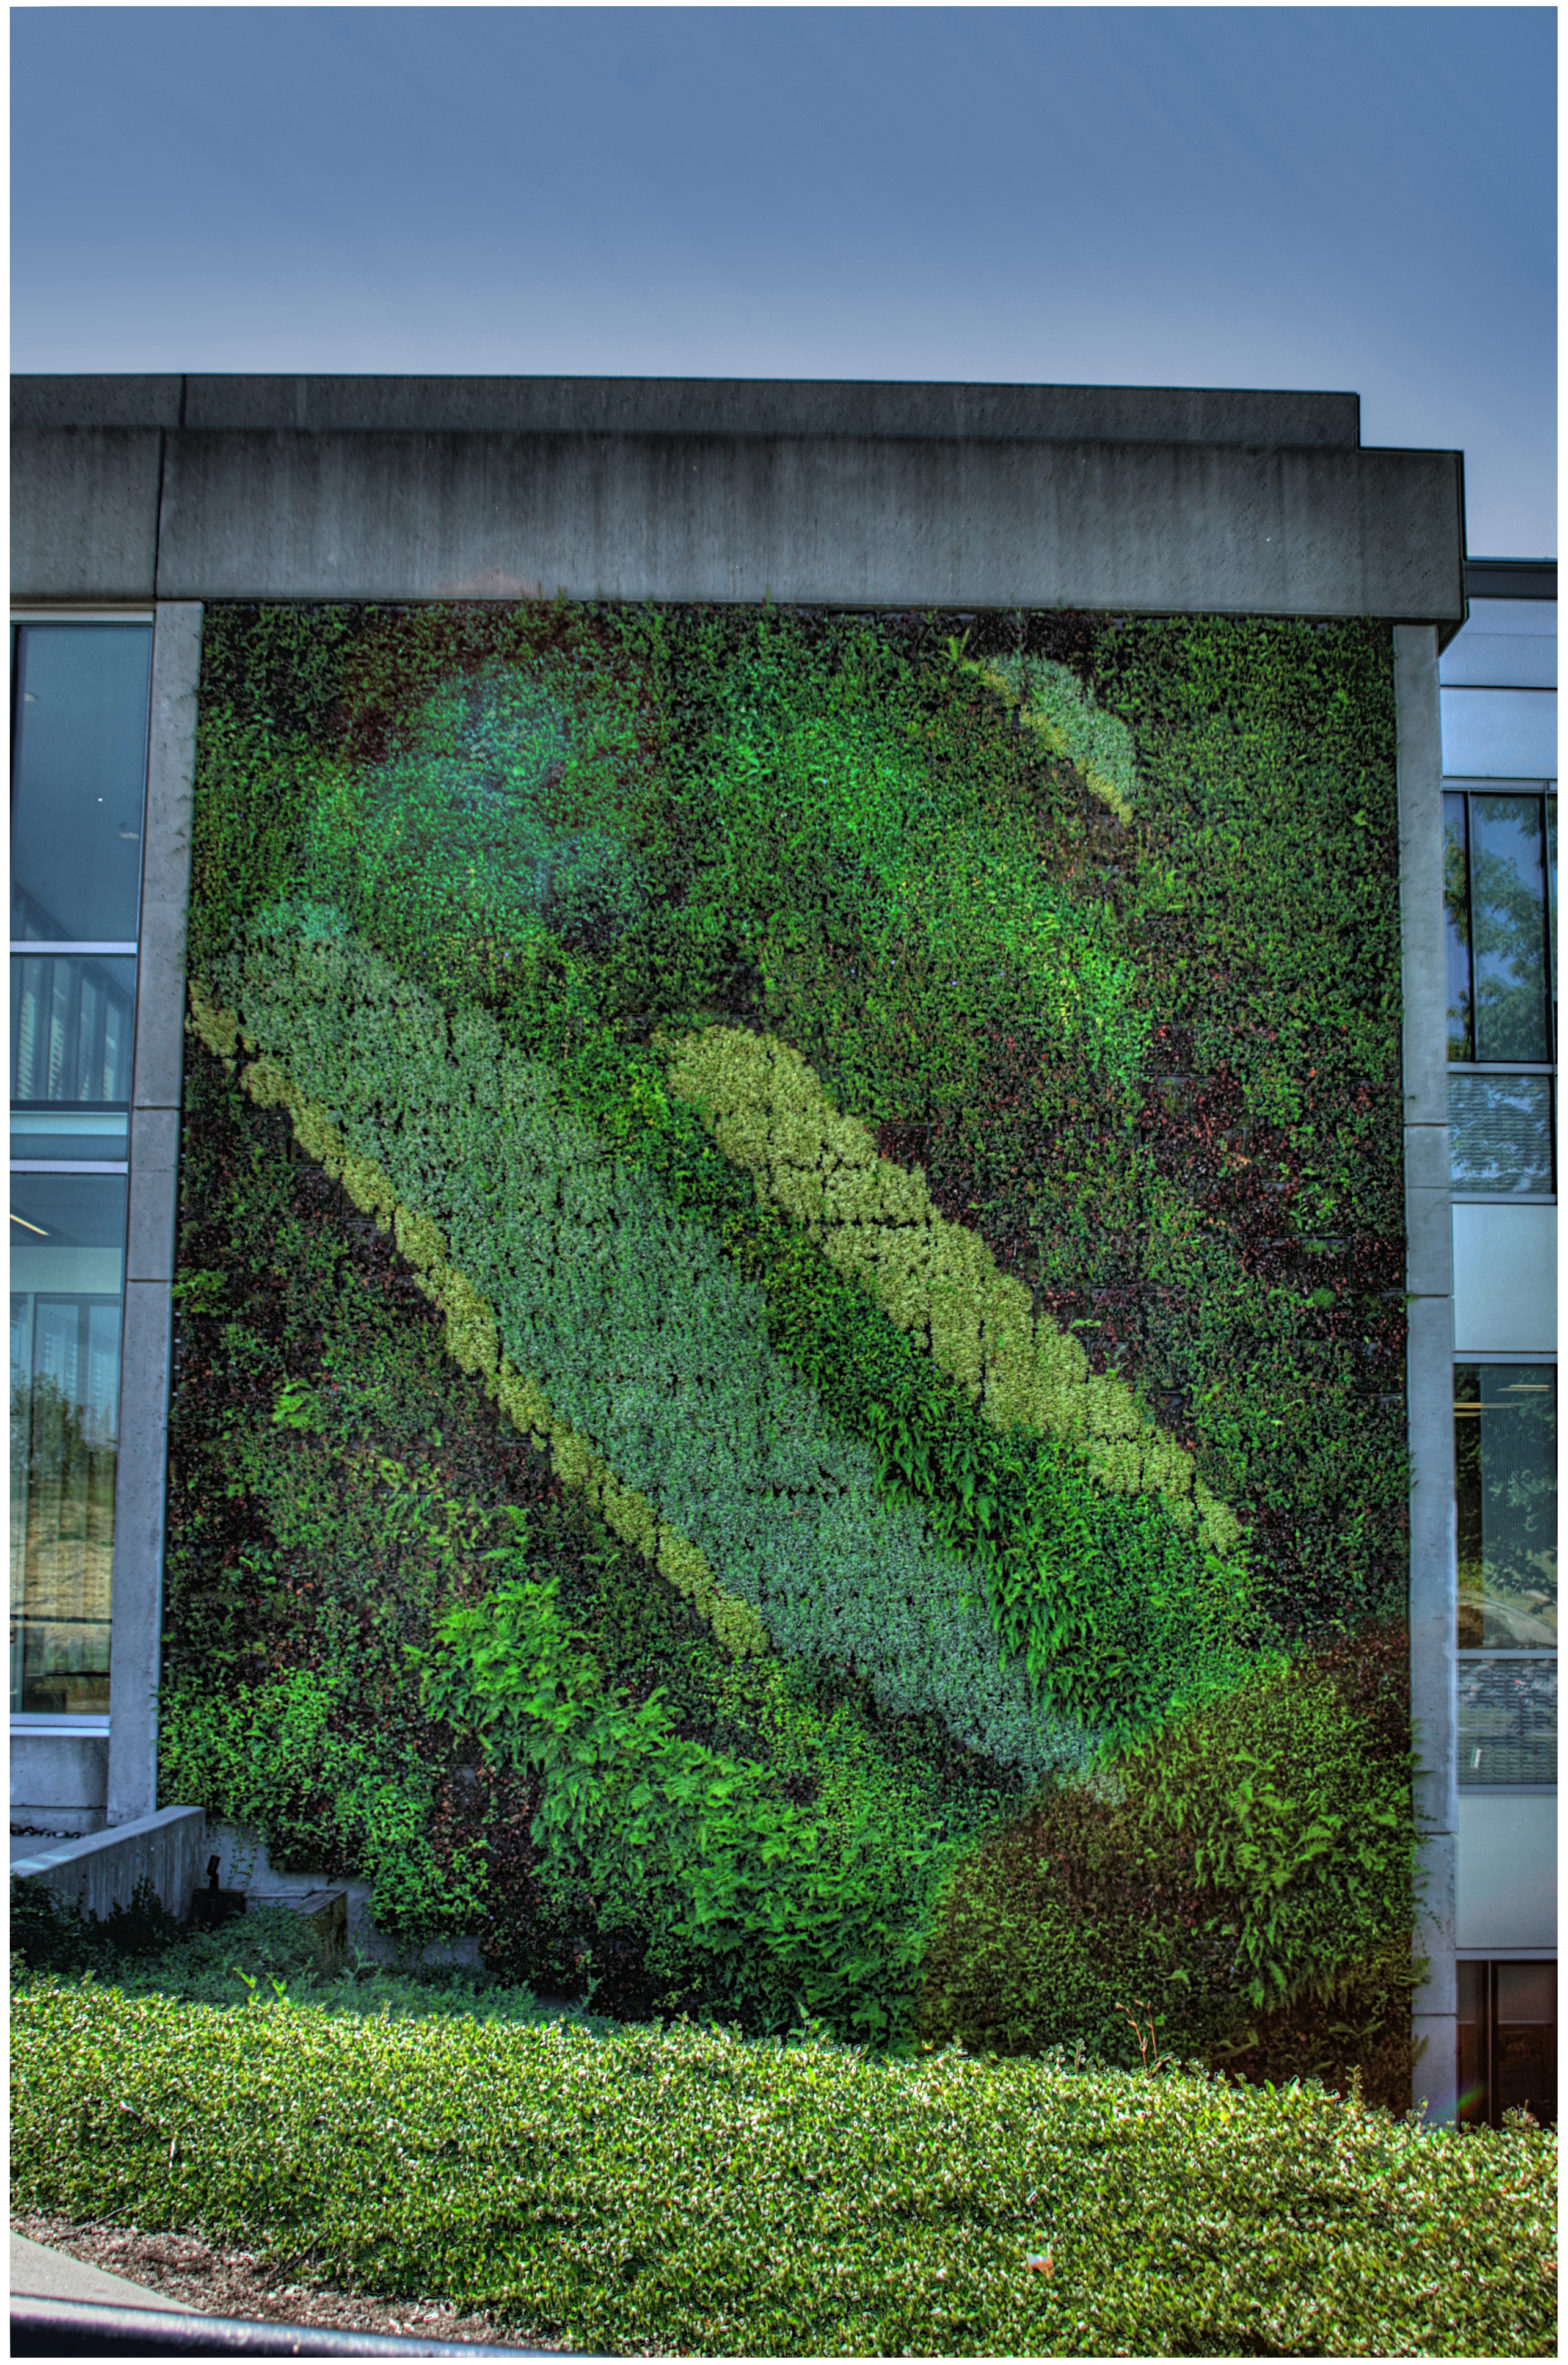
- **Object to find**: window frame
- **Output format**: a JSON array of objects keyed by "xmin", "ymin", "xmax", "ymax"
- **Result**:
[{"xmin": 10, "ymin": 608, "xmax": 154, "ymax": 1732}]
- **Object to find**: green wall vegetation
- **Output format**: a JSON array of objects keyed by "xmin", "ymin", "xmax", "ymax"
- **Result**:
[{"xmin": 167, "ymin": 601, "xmax": 1416, "ymax": 2092}]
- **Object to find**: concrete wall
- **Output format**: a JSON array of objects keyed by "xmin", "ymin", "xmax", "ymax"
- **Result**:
[
  {"xmin": 11, "ymin": 1727, "xmax": 109, "ymax": 1836},
  {"xmin": 12, "ymin": 1805, "xmax": 205, "ymax": 1924},
  {"xmin": 13, "ymin": 374, "xmax": 1464, "ymax": 620},
  {"xmin": 105, "ymin": 602, "xmax": 204, "ymax": 1828},
  {"xmin": 1396, "ymin": 623, "xmax": 1461, "ymax": 2124}
]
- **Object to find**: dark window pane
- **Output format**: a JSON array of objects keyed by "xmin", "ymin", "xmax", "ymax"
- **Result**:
[
  {"xmin": 1470, "ymin": 793, "xmax": 1551, "ymax": 1061},
  {"xmin": 1457, "ymin": 1960, "xmax": 1489, "ymax": 2125},
  {"xmin": 1448, "ymin": 1072, "xmax": 1554, "ymax": 1194},
  {"xmin": 1455, "ymin": 1363, "xmax": 1557, "ymax": 1648},
  {"xmin": 1443, "ymin": 791, "xmax": 1472, "ymax": 1061},
  {"xmin": 1497, "ymin": 1962, "xmax": 1557, "ymax": 2024},
  {"xmin": 1457, "ymin": 1657, "xmax": 1557, "ymax": 1784},
  {"xmin": 11, "ymin": 623, "xmax": 151, "ymax": 943},
  {"xmin": 9, "ymin": 1173, "xmax": 126, "ymax": 1713}
]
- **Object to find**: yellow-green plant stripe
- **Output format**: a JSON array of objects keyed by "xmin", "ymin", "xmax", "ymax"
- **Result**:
[
  {"xmin": 662, "ymin": 1021, "xmax": 1242, "ymax": 1558},
  {"xmin": 187, "ymin": 980, "xmax": 770, "ymax": 1660},
  {"xmin": 967, "ymin": 653, "xmax": 1136, "ymax": 823}
]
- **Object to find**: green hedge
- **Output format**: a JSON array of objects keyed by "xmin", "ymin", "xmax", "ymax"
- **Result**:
[{"xmin": 12, "ymin": 1982, "xmax": 1554, "ymax": 2359}]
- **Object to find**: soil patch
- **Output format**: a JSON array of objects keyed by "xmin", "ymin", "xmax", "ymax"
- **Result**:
[{"xmin": 12, "ymin": 2212, "xmax": 580, "ymax": 2352}]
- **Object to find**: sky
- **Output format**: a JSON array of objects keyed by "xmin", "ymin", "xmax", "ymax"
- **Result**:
[{"xmin": 10, "ymin": 5, "xmax": 1557, "ymax": 556}]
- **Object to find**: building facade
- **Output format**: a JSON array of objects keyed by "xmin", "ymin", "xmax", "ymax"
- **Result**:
[{"xmin": 9, "ymin": 376, "xmax": 1553, "ymax": 2120}]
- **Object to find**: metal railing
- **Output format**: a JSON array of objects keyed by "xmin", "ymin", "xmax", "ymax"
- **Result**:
[{"xmin": 10, "ymin": 2296, "xmax": 601, "ymax": 2359}]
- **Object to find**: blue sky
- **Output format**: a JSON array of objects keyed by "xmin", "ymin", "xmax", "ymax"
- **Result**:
[{"xmin": 11, "ymin": 5, "xmax": 1555, "ymax": 554}]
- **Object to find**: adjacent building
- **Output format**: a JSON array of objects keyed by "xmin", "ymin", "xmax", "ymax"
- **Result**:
[{"xmin": 9, "ymin": 375, "xmax": 1554, "ymax": 2119}]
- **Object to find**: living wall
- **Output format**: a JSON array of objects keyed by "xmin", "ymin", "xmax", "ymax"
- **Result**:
[{"xmin": 165, "ymin": 601, "xmax": 1417, "ymax": 2092}]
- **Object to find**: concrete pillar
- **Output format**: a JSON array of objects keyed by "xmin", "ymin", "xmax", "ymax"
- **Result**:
[
  {"xmin": 1395, "ymin": 622, "xmax": 1459, "ymax": 2122},
  {"xmin": 106, "ymin": 603, "xmax": 203, "ymax": 1826}
]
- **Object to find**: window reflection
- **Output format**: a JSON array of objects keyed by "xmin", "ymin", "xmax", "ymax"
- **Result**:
[
  {"xmin": 10, "ymin": 623, "xmax": 151, "ymax": 944},
  {"xmin": 1470, "ymin": 796, "xmax": 1552, "ymax": 1062},
  {"xmin": 1443, "ymin": 792, "xmax": 1473, "ymax": 1059},
  {"xmin": 10, "ymin": 1174, "xmax": 127, "ymax": 1713},
  {"xmin": 1455, "ymin": 1363, "xmax": 1557, "ymax": 1648},
  {"xmin": 1447, "ymin": 1072, "xmax": 1554, "ymax": 1194}
]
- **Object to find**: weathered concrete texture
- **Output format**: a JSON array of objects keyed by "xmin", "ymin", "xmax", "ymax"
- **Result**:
[
  {"xmin": 126, "ymin": 1107, "xmax": 183, "ymax": 1282},
  {"xmin": 144, "ymin": 429, "xmax": 1464, "ymax": 614},
  {"xmin": 1395, "ymin": 621, "xmax": 1460, "ymax": 2129},
  {"xmin": 10, "ymin": 1730, "xmax": 108, "ymax": 1828},
  {"xmin": 1403, "ymin": 1126, "xmax": 1454, "ymax": 1299},
  {"xmin": 15, "ymin": 371, "xmax": 1363, "ymax": 445},
  {"xmin": 130, "ymin": 604, "xmax": 203, "ymax": 1109},
  {"xmin": 106, "ymin": 1281, "xmax": 175, "ymax": 1826},
  {"xmin": 11, "ymin": 1804, "xmax": 206, "ymax": 1922},
  {"xmin": 11, "ymin": 428, "xmax": 163, "ymax": 599},
  {"xmin": 12, "ymin": 374, "xmax": 185, "ymax": 430},
  {"xmin": 106, "ymin": 604, "xmax": 204, "ymax": 1830}
]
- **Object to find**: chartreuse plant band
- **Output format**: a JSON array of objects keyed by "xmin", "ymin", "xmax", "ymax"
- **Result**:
[
  {"xmin": 968, "ymin": 650, "xmax": 1138, "ymax": 823},
  {"xmin": 661, "ymin": 1020, "xmax": 1241, "ymax": 1557},
  {"xmin": 188, "ymin": 975, "xmax": 767, "ymax": 1662},
  {"xmin": 190, "ymin": 925, "xmax": 1092, "ymax": 1780}
]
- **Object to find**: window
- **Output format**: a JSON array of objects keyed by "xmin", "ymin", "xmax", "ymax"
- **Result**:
[
  {"xmin": 1454, "ymin": 1363, "xmax": 1557, "ymax": 1653},
  {"xmin": 1443, "ymin": 787, "xmax": 1557, "ymax": 1193},
  {"xmin": 10, "ymin": 618, "xmax": 151, "ymax": 1717},
  {"xmin": 1458, "ymin": 1959, "xmax": 1557, "ymax": 2127}
]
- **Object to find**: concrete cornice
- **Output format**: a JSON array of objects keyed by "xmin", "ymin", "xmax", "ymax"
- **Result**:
[
  {"xmin": 11, "ymin": 375, "xmax": 1464, "ymax": 620},
  {"xmin": 13, "ymin": 372, "xmax": 1363, "ymax": 446}
]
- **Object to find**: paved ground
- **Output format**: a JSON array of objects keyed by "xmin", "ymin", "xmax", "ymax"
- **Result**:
[
  {"xmin": 10, "ymin": 2217, "xmax": 574, "ymax": 2351},
  {"xmin": 11, "ymin": 2229, "xmax": 197, "ymax": 2311}
]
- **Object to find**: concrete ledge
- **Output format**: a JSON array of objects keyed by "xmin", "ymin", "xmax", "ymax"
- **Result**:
[
  {"xmin": 13, "ymin": 398, "xmax": 1465, "ymax": 616},
  {"xmin": 10, "ymin": 427, "xmax": 163, "ymax": 600},
  {"xmin": 10, "ymin": 1728, "xmax": 109, "ymax": 1821},
  {"xmin": 11, "ymin": 1804, "xmax": 205, "ymax": 1923},
  {"xmin": 15, "ymin": 371, "xmax": 1364, "ymax": 445},
  {"xmin": 145, "ymin": 429, "xmax": 1465, "ymax": 614}
]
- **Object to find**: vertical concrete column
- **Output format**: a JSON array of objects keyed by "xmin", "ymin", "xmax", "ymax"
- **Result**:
[
  {"xmin": 1395, "ymin": 622, "xmax": 1458, "ymax": 2123},
  {"xmin": 107, "ymin": 603, "xmax": 203, "ymax": 1826}
]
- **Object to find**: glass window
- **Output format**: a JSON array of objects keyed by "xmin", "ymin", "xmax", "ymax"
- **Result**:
[
  {"xmin": 11, "ymin": 951, "xmax": 137, "ymax": 1163},
  {"xmin": 1442, "ymin": 786, "xmax": 1556, "ymax": 1191},
  {"xmin": 10, "ymin": 1174, "xmax": 127, "ymax": 1714},
  {"xmin": 1440, "ymin": 689, "xmax": 1558, "ymax": 779},
  {"xmin": 1460, "ymin": 1959, "xmax": 1557, "ymax": 2128},
  {"xmin": 1471, "ymin": 795, "xmax": 1553, "ymax": 1062},
  {"xmin": 10, "ymin": 618, "xmax": 150, "ymax": 1721},
  {"xmin": 1447, "ymin": 1072, "xmax": 1554, "ymax": 1195},
  {"xmin": 1443, "ymin": 791, "xmax": 1473, "ymax": 1060},
  {"xmin": 11, "ymin": 622, "xmax": 151, "ymax": 944},
  {"xmin": 1455, "ymin": 1364, "xmax": 1557, "ymax": 1648},
  {"xmin": 1457, "ymin": 1657, "xmax": 1557, "ymax": 1785}
]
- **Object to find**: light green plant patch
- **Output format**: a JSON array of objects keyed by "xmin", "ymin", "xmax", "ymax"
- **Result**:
[
  {"xmin": 191, "ymin": 927, "xmax": 1083, "ymax": 1779},
  {"xmin": 188, "ymin": 979, "xmax": 768, "ymax": 1662},
  {"xmin": 663, "ymin": 1020, "xmax": 1241, "ymax": 1559},
  {"xmin": 971, "ymin": 651, "xmax": 1137, "ymax": 822}
]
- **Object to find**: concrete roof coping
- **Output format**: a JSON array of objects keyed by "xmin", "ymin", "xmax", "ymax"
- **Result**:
[{"xmin": 13, "ymin": 372, "xmax": 1363, "ymax": 448}]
